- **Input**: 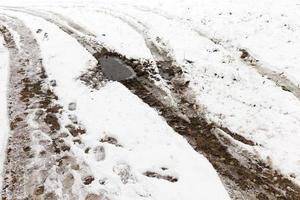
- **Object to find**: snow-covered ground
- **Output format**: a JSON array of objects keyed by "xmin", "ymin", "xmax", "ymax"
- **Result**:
[
  {"xmin": 0, "ymin": 34, "xmax": 9, "ymax": 191},
  {"xmin": 35, "ymin": 0, "xmax": 300, "ymax": 185},
  {"xmin": 1, "ymin": 0, "xmax": 300, "ymax": 199},
  {"xmin": 0, "ymin": 9, "xmax": 230, "ymax": 199}
]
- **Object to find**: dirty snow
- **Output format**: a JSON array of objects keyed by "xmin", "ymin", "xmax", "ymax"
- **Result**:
[
  {"xmin": 75, "ymin": 0, "xmax": 300, "ymax": 185},
  {"xmin": 2, "ymin": 10, "xmax": 229, "ymax": 199},
  {"xmin": 36, "ymin": 0, "xmax": 300, "ymax": 185},
  {"xmin": 0, "ymin": 34, "xmax": 9, "ymax": 191},
  {"xmin": 1, "ymin": 0, "xmax": 300, "ymax": 198}
]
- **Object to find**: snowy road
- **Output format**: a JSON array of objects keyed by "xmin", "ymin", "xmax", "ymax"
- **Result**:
[{"xmin": 1, "ymin": 0, "xmax": 300, "ymax": 199}]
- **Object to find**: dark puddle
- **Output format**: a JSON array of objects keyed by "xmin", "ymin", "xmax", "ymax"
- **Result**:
[{"xmin": 99, "ymin": 56, "xmax": 136, "ymax": 81}]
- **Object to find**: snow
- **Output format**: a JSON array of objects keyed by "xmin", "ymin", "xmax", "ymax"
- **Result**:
[
  {"xmin": 0, "ymin": 34, "xmax": 9, "ymax": 191},
  {"xmin": 1, "ymin": 0, "xmax": 300, "ymax": 197},
  {"xmin": 74, "ymin": 82, "xmax": 228, "ymax": 200},
  {"xmin": 113, "ymin": 3, "xmax": 300, "ymax": 182},
  {"xmin": 6, "ymin": 10, "xmax": 230, "ymax": 199},
  {"xmin": 53, "ymin": 7, "xmax": 153, "ymax": 59},
  {"xmin": 75, "ymin": 0, "xmax": 300, "ymax": 184},
  {"xmin": 46, "ymin": 0, "xmax": 300, "ymax": 185},
  {"xmin": 101, "ymin": 0, "xmax": 300, "ymax": 185}
]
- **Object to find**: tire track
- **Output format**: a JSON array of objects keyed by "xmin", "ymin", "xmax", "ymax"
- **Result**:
[
  {"xmin": 0, "ymin": 15, "xmax": 98, "ymax": 200},
  {"xmin": 239, "ymin": 48, "xmax": 300, "ymax": 99},
  {"xmin": 0, "ymin": 17, "xmax": 31, "ymax": 199},
  {"xmin": 93, "ymin": 6, "xmax": 175, "ymax": 62}
]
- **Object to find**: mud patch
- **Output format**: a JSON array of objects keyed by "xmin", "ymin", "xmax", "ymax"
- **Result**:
[
  {"xmin": 10, "ymin": 116, "xmax": 23, "ymax": 130},
  {"xmin": 82, "ymin": 175, "xmax": 95, "ymax": 185},
  {"xmin": 143, "ymin": 171, "xmax": 178, "ymax": 182},
  {"xmin": 44, "ymin": 113, "xmax": 60, "ymax": 131},
  {"xmin": 78, "ymin": 64, "xmax": 105, "ymax": 90},
  {"xmin": 100, "ymin": 135, "xmax": 122, "ymax": 147},
  {"xmin": 65, "ymin": 124, "xmax": 86, "ymax": 137},
  {"xmin": 0, "ymin": 24, "xmax": 15, "ymax": 48}
]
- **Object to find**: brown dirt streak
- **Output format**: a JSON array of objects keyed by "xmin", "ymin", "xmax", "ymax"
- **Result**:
[{"xmin": 0, "ymin": 20, "xmax": 33, "ymax": 199}]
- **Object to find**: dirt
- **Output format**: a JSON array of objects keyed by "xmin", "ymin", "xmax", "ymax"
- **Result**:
[
  {"xmin": 34, "ymin": 185, "xmax": 45, "ymax": 196},
  {"xmin": 83, "ymin": 176, "xmax": 95, "ymax": 185},
  {"xmin": 100, "ymin": 136, "xmax": 122, "ymax": 147},
  {"xmin": 219, "ymin": 126, "xmax": 256, "ymax": 146},
  {"xmin": 9, "ymin": 116, "xmax": 23, "ymax": 130},
  {"xmin": 78, "ymin": 65, "xmax": 106, "ymax": 89},
  {"xmin": 44, "ymin": 113, "xmax": 61, "ymax": 131},
  {"xmin": 85, "ymin": 193, "xmax": 107, "ymax": 200},
  {"xmin": 65, "ymin": 124, "xmax": 86, "ymax": 137},
  {"xmin": 143, "ymin": 171, "xmax": 178, "ymax": 182}
]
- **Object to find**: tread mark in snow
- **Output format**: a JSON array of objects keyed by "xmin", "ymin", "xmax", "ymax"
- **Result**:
[{"xmin": 0, "ymin": 15, "xmax": 98, "ymax": 200}]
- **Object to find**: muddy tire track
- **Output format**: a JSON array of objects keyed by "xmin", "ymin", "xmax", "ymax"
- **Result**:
[
  {"xmin": 0, "ymin": 15, "xmax": 98, "ymax": 200},
  {"xmin": 117, "ymin": 55, "xmax": 300, "ymax": 200},
  {"xmin": 0, "ymin": 18, "xmax": 32, "ymax": 199}
]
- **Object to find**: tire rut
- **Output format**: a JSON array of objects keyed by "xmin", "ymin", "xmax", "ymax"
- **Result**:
[
  {"xmin": 1, "ymin": 7, "xmax": 107, "ymax": 79},
  {"xmin": 0, "ymin": 18, "xmax": 32, "ymax": 199},
  {"xmin": 118, "ymin": 55, "xmax": 300, "ymax": 200},
  {"xmin": 0, "ymin": 15, "xmax": 96, "ymax": 200}
]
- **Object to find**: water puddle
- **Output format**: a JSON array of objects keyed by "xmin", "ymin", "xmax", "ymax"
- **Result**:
[{"xmin": 98, "ymin": 56, "xmax": 136, "ymax": 81}]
